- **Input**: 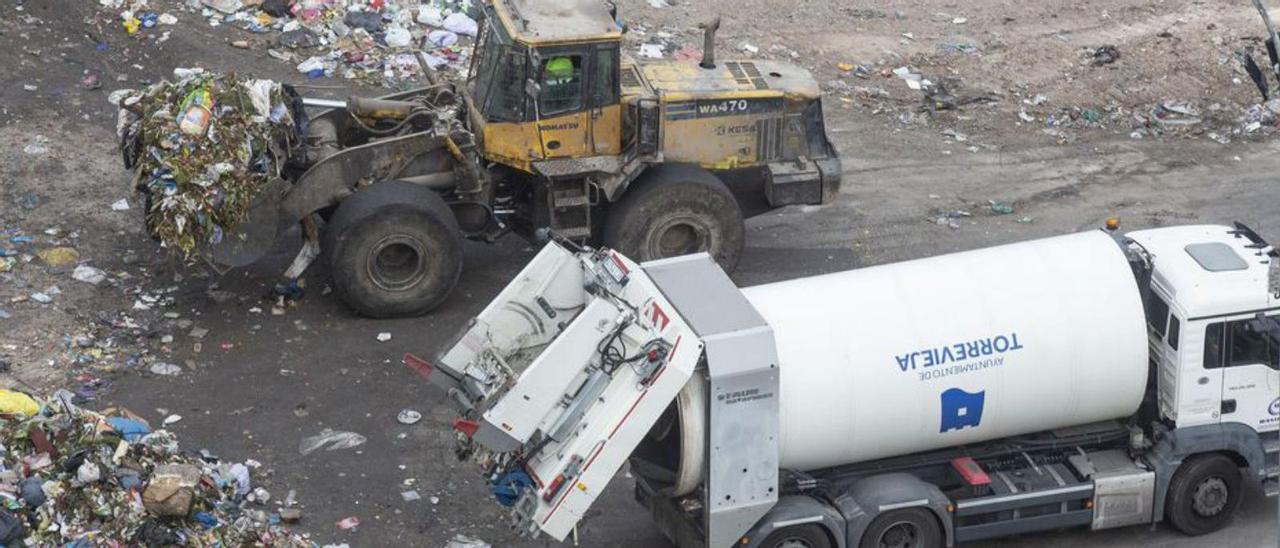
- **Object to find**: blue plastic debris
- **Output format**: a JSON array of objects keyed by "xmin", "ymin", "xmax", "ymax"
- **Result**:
[
  {"xmin": 194, "ymin": 512, "xmax": 219, "ymax": 529},
  {"xmin": 489, "ymin": 469, "xmax": 534, "ymax": 507},
  {"xmin": 106, "ymin": 417, "xmax": 152, "ymax": 442}
]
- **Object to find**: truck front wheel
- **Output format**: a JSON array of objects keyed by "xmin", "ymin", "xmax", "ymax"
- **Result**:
[
  {"xmin": 759, "ymin": 524, "xmax": 832, "ymax": 548},
  {"xmin": 1165, "ymin": 453, "xmax": 1243, "ymax": 536},
  {"xmin": 326, "ymin": 181, "xmax": 463, "ymax": 318},
  {"xmin": 859, "ymin": 508, "xmax": 942, "ymax": 548},
  {"xmin": 604, "ymin": 165, "xmax": 745, "ymax": 272}
]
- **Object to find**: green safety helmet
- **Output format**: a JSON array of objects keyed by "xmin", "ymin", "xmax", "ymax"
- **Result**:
[{"xmin": 546, "ymin": 57, "xmax": 573, "ymax": 80}]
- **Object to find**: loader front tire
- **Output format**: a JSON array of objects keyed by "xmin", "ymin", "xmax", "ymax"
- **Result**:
[
  {"xmin": 604, "ymin": 165, "xmax": 745, "ymax": 272},
  {"xmin": 326, "ymin": 181, "xmax": 462, "ymax": 318}
]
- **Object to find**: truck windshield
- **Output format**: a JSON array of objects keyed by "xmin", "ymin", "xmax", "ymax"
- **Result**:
[{"xmin": 469, "ymin": 9, "xmax": 527, "ymax": 123}]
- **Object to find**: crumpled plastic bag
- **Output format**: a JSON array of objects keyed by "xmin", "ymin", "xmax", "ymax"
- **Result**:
[
  {"xmin": 0, "ymin": 390, "xmax": 39, "ymax": 416},
  {"xmin": 298, "ymin": 429, "xmax": 367, "ymax": 455},
  {"xmin": 443, "ymin": 12, "xmax": 478, "ymax": 36}
]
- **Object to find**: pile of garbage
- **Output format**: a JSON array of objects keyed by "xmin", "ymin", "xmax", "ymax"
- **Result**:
[
  {"xmin": 99, "ymin": 0, "xmax": 481, "ymax": 87},
  {"xmin": 0, "ymin": 389, "xmax": 309, "ymax": 546},
  {"xmin": 116, "ymin": 71, "xmax": 300, "ymax": 259}
]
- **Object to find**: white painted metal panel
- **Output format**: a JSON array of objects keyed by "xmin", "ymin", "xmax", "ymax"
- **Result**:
[{"xmin": 739, "ymin": 230, "xmax": 1150, "ymax": 470}]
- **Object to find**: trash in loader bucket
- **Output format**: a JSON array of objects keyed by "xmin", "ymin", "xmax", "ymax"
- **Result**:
[{"xmin": 114, "ymin": 70, "xmax": 302, "ymax": 260}]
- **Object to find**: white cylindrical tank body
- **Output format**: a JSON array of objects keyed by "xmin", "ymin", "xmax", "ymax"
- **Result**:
[{"xmin": 729, "ymin": 230, "xmax": 1150, "ymax": 471}]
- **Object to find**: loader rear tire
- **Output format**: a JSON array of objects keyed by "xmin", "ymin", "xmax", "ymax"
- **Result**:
[
  {"xmin": 604, "ymin": 165, "xmax": 744, "ymax": 272},
  {"xmin": 326, "ymin": 181, "xmax": 462, "ymax": 318}
]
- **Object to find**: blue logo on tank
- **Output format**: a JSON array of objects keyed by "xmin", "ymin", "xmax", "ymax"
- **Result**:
[
  {"xmin": 1269, "ymin": 397, "xmax": 1280, "ymax": 416},
  {"xmin": 940, "ymin": 388, "xmax": 985, "ymax": 433}
]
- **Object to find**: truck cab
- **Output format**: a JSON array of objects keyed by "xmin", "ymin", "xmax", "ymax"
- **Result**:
[{"xmin": 1128, "ymin": 224, "xmax": 1280, "ymax": 434}]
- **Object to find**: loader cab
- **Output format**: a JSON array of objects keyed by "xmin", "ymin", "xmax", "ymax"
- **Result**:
[
  {"xmin": 1129, "ymin": 224, "xmax": 1280, "ymax": 434},
  {"xmin": 468, "ymin": 0, "xmax": 624, "ymax": 171}
]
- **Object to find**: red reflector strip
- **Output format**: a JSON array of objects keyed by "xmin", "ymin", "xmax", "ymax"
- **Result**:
[
  {"xmin": 452, "ymin": 418, "xmax": 480, "ymax": 438},
  {"xmin": 402, "ymin": 353, "xmax": 434, "ymax": 380},
  {"xmin": 951, "ymin": 456, "xmax": 991, "ymax": 486},
  {"xmin": 543, "ymin": 474, "xmax": 567, "ymax": 502},
  {"xmin": 609, "ymin": 252, "xmax": 630, "ymax": 274}
]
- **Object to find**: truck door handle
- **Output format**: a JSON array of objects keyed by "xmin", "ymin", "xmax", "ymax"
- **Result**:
[
  {"xmin": 547, "ymin": 140, "xmax": 561, "ymax": 150},
  {"xmin": 1221, "ymin": 399, "xmax": 1237, "ymax": 414}
]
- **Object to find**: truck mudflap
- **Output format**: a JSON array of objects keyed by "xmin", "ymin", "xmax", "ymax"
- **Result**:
[{"xmin": 412, "ymin": 241, "xmax": 704, "ymax": 540}]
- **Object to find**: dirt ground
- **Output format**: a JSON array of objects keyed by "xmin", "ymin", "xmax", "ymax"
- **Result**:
[{"xmin": 1, "ymin": 0, "xmax": 1278, "ymax": 546}]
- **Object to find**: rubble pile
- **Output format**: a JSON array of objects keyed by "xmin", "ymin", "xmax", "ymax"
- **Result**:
[
  {"xmin": 116, "ymin": 71, "xmax": 300, "ymax": 258},
  {"xmin": 0, "ymin": 390, "xmax": 309, "ymax": 546}
]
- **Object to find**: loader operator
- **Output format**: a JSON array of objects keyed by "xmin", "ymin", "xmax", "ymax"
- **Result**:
[{"xmin": 542, "ymin": 56, "xmax": 580, "ymax": 112}]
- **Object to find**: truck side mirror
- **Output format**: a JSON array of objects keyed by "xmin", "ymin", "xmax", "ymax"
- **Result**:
[{"xmin": 525, "ymin": 78, "xmax": 542, "ymax": 100}]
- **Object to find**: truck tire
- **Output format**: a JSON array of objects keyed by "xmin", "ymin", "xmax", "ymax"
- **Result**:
[
  {"xmin": 759, "ymin": 524, "xmax": 832, "ymax": 548},
  {"xmin": 604, "ymin": 165, "xmax": 745, "ymax": 272},
  {"xmin": 325, "ymin": 181, "xmax": 462, "ymax": 318},
  {"xmin": 1165, "ymin": 454, "xmax": 1243, "ymax": 536},
  {"xmin": 859, "ymin": 508, "xmax": 943, "ymax": 548}
]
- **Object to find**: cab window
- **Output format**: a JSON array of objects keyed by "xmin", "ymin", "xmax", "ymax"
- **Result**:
[
  {"xmin": 590, "ymin": 47, "xmax": 619, "ymax": 107},
  {"xmin": 1205, "ymin": 318, "xmax": 1280, "ymax": 370},
  {"xmin": 539, "ymin": 55, "xmax": 584, "ymax": 116},
  {"xmin": 1146, "ymin": 294, "xmax": 1170, "ymax": 337},
  {"xmin": 1228, "ymin": 319, "xmax": 1278, "ymax": 369}
]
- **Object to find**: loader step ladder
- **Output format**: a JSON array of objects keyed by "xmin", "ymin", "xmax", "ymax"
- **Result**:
[{"xmin": 547, "ymin": 178, "xmax": 592, "ymax": 241}]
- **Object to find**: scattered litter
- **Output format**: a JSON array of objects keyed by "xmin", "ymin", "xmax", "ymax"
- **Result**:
[
  {"xmin": 647, "ymin": 0, "xmax": 669, "ymax": 7},
  {"xmin": 111, "ymin": 198, "xmax": 131, "ymax": 211},
  {"xmin": 23, "ymin": 135, "xmax": 49, "ymax": 155},
  {"xmin": 163, "ymin": 414, "xmax": 183, "ymax": 426},
  {"xmin": 639, "ymin": 43, "xmax": 665, "ymax": 59},
  {"xmin": 376, "ymin": 332, "xmax": 392, "ymax": 342},
  {"xmin": 299, "ymin": 429, "xmax": 367, "ymax": 455},
  {"xmin": 150, "ymin": 362, "xmax": 183, "ymax": 376},
  {"xmin": 446, "ymin": 534, "xmax": 492, "ymax": 548},
  {"xmin": 397, "ymin": 409, "xmax": 422, "ymax": 425},
  {"xmin": 1150, "ymin": 101, "xmax": 1201, "ymax": 127},
  {"xmin": 989, "ymin": 201, "xmax": 1015, "ymax": 215},
  {"xmin": 30, "ymin": 292, "xmax": 53, "ymax": 304},
  {"xmin": 72, "ymin": 265, "xmax": 107, "ymax": 285},
  {"xmin": 1017, "ymin": 111, "xmax": 1035, "ymax": 123},
  {"xmin": 336, "ymin": 516, "xmax": 362, "ymax": 530},
  {"xmin": 189, "ymin": 327, "xmax": 210, "ymax": 339},
  {"xmin": 37, "ymin": 247, "xmax": 80, "ymax": 267},
  {"xmin": 1088, "ymin": 45, "xmax": 1120, "ymax": 66},
  {"xmin": 931, "ymin": 210, "xmax": 971, "ymax": 230},
  {"xmin": 401, "ymin": 490, "xmax": 421, "ymax": 502},
  {"xmin": 892, "ymin": 66, "xmax": 930, "ymax": 90}
]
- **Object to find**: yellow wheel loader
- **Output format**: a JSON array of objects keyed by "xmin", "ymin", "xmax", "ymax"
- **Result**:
[{"xmin": 136, "ymin": 0, "xmax": 841, "ymax": 318}]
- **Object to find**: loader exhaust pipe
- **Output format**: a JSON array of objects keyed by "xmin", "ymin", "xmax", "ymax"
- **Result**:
[{"xmin": 699, "ymin": 17, "xmax": 721, "ymax": 69}]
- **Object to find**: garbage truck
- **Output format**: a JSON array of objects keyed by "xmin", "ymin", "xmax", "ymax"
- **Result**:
[{"xmin": 407, "ymin": 221, "xmax": 1280, "ymax": 548}]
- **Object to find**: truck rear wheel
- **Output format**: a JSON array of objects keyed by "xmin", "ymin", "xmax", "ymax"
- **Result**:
[
  {"xmin": 859, "ymin": 508, "xmax": 942, "ymax": 548},
  {"xmin": 604, "ymin": 165, "xmax": 745, "ymax": 272},
  {"xmin": 1165, "ymin": 453, "xmax": 1243, "ymax": 536},
  {"xmin": 759, "ymin": 524, "xmax": 832, "ymax": 548},
  {"xmin": 326, "ymin": 181, "xmax": 462, "ymax": 318}
]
